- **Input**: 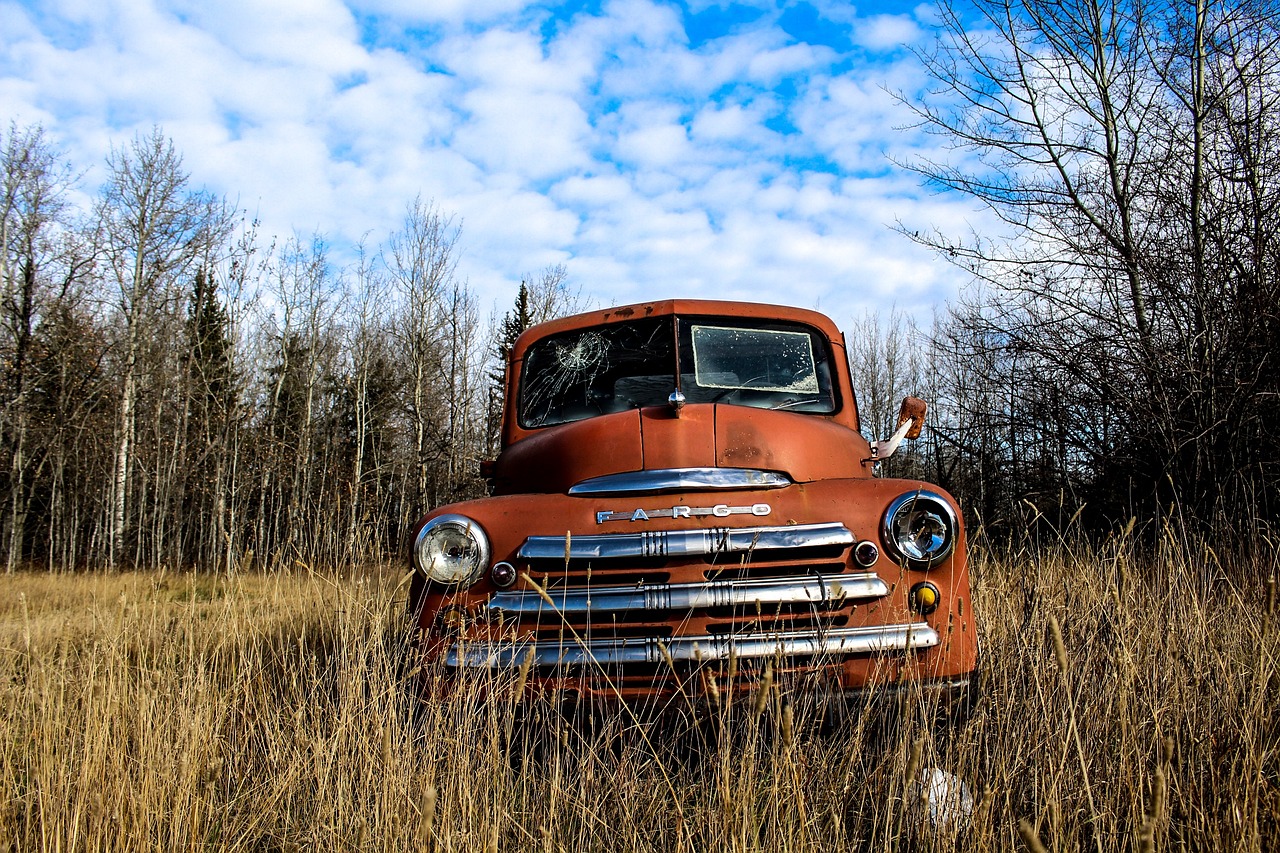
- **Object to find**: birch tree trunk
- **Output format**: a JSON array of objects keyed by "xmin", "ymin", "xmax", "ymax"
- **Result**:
[{"xmin": 97, "ymin": 129, "xmax": 232, "ymax": 568}]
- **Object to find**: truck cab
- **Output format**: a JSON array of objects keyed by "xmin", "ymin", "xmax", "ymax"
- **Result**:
[{"xmin": 408, "ymin": 299, "xmax": 977, "ymax": 706}]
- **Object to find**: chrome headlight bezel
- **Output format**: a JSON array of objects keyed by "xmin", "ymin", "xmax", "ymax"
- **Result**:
[
  {"xmin": 882, "ymin": 491, "xmax": 958, "ymax": 569},
  {"xmin": 414, "ymin": 514, "xmax": 490, "ymax": 587}
]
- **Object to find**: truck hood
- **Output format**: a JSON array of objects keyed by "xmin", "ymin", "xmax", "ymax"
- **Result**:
[{"xmin": 492, "ymin": 404, "xmax": 870, "ymax": 495}]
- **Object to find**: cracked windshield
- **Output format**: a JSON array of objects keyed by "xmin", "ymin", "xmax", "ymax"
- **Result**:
[{"xmin": 520, "ymin": 316, "xmax": 834, "ymax": 427}]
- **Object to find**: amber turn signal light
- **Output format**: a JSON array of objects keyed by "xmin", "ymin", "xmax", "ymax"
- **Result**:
[{"xmin": 909, "ymin": 581, "xmax": 940, "ymax": 616}]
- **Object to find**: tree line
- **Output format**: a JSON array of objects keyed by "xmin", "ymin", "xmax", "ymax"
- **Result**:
[
  {"xmin": 870, "ymin": 0, "xmax": 1280, "ymax": 542},
  {"xmin": 0, "ymin": 124, "xmax": 576, "ymax": 571},
  {"xmin": 4, "ymin": 1, "xmax": 1277, "ymax": 572}
]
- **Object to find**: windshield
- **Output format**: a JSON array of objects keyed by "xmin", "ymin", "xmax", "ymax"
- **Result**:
[{"xmin": 519, "ymin": 315, "xmax": 836, "ymax": 428}]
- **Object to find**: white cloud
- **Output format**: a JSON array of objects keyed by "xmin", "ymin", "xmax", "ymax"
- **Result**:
[
  {"xmin": 852, "ymin": 14, "xmax": 923, "ymax": 52},
  {"xmin": 615, "ymin": 120, "xmax": 692, "ymax": 170},
  {"xmin": 348, "ymin": 0, "xmax": 537, "ymax": 27},
  {"xmin": 437, "ymin": 27, "xmax": 594, "ymax": 182},
  {"xmin": 453, "ymin": 86, "xmax": 592, "ymax": 180},
  {"xmin": 690, "ymin": 101, "xmax": 771, "ymax": 145},
  {"xmin": 745, "ymin": 41, "xmax": 834, "ymax": 82},
  {"xmin": 0, "ymin": 0, "xmax": 987, "ymax": 326},
  {"xmin": 174, "ymin": 0, "xmax": 363, "ymax": 67},
  {"xmin": 552, "ymin": 172, "xmax": 632, "ymax": 208},
  {"xmin": 600, "ymin": 0, "xmax": 688, "ymax": 51}
]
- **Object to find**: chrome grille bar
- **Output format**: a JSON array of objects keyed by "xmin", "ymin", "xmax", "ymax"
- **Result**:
[
  {"xmin": 518, "ymin": 522, "xmax": 854, "ymax": 561},
  {"xmin": 446, "ymin": 623, "xmax": 939, "ymax": 668},
  {"xmin": 486, "ymin": 573, "xmax": 888, "ymax": 616}
]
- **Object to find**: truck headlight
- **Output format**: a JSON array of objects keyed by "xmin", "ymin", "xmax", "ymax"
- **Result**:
[
  {"xmin": 882, "ymin": 491, "xmax": 957, "ymax": 569},
  {"xmin": 414, "ymin": 514, "xmax": 490, "ymax": 586}
]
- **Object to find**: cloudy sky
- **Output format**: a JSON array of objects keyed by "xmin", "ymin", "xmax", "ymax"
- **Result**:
[{"xmin": 0, "ymin": 0, "xmax": 988, "ymax": 324}]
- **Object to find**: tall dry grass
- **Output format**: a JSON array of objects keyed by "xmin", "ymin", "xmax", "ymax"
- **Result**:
[{"xmin": 1, "ymin": 531, "xmax": 1277, "ymax": 852}]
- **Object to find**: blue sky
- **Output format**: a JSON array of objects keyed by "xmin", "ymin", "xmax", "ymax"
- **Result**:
[{"xmin": 0, "ymin": 0, "xmax": 988, "ymax": 324}]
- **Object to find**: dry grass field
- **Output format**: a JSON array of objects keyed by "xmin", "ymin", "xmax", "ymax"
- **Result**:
[{"xmin": 1, "ymin": 530, "xmax": 1277, "ymax": 852}]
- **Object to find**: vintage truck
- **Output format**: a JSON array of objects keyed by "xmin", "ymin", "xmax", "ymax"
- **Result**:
[{"xmin": 408, "ymin": 299, "xmax": 978, "ymax": 708}]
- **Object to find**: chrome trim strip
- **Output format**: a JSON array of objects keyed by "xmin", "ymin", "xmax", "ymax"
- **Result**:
[
  {"xmin": 445, "ymin": 623, "xmax": 939, "ymax": 668},
  {"xmin": 518, "ymin": 522, "xmax": 854, "ymax": 561},
  {"xmin": 568, "ymin": 467, "xmax": 792, "ymax": 496},
  {"xmin": 486, "ymin": 573, "xmax": 889, "ymax": 616}
]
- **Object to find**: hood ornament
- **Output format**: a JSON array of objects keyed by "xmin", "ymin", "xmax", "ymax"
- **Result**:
[{"xmin": 668, "ymin": 388, "xmax": 686, "ymax": 416}]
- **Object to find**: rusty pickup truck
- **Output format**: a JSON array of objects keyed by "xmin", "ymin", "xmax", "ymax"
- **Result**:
[{"xmin": 408, "ymin": 299, "xmax": 977, "ymax": 709}]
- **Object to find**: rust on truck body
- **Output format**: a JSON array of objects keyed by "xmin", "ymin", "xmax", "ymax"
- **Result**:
[{"xmin": 408, "ymin": 300, "xmax": 978, "ymax": 705}]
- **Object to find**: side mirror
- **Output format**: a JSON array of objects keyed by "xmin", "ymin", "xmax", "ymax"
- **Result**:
[
  {"xmin": 896, "ymin": 395, "xmax": 927, "ymax": 440},
  {"xmin": 866, "ymin": 396, "xmax": 927, "ymax": 463}
]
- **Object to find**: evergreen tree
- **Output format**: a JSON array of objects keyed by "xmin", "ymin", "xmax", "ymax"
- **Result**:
[
  {"xmin": 179, "ymin": 267, "xmax": 235, "ymax": 565},
  {"xmin": 485, "ymin": 282, "xmax": 531, "ymax": 456}
]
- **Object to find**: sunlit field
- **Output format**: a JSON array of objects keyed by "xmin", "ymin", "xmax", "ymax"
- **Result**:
[{"xmin": 2, "ymin": 531, "xmax": 1277, "ymax": 852}]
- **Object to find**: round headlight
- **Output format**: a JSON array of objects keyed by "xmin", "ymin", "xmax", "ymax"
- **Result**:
[
  {"xmin": 882, "ymin": 491, "xmax": 958, "ymax": 569},
  {"xmin": 414, "ymin": 514, "xmax": 490, "ymax": 586}
]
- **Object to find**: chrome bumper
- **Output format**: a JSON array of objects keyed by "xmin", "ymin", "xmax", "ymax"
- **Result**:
[{"xmin": 445, "ymin": 622, "xmax": 939, "ymax": 668}]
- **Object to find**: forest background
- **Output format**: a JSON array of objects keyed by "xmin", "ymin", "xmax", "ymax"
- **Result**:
[{"xmin": 2, "ymin": 0, "xmax": 1279, "ymax": 575}]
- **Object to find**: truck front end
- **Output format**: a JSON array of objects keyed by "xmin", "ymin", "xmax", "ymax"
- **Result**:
[{"xmin": 408, "ymin": 300, "xmax": 977, "ymax": 710}]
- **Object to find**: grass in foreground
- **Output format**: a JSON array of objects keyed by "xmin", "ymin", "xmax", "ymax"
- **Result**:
[{"xmin": 0, "ymin": 534, "xmax": 1277, "ymax": 852}]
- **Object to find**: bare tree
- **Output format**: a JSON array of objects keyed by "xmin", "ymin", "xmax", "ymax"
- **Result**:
[
  {"xmin": 902, "ymin": 0, "xmax": 1280, "ymax": 529},
  {"xmin": 251, "ymin": 234, "xmax": 341, "ymax": 565},
  {"xmin": 199, "ymin": 223, "xmax": 258, "ymax": 572},
  {"xmin": 340, "ymin": 242, "xmax": 398, "ymax": 562},
  {"xmin": 96, "ymin": 128, "xmax": 234, "ymax": 566},
  {"xmin": 844, "ymin": 307, "xmax": 941, "ymax": 483},
  {"xmin": 846, "ymin": 308, "xmax": 925, "ymax": 440},
  {"xmin": 0, "ymin": 128, "xmax": 510, "ymax": 571},
  {"xmin": 429, "ymin": 281, "xmax": 482, "ymax": 503},
  {"xmin": 523, "ymin": 263, "xmax": 585, "ymax": 324},
  {"xmin": 384, "ymin": 197, "xmax": 460, "ymax": 513},
  {"xmin": 0, "ymin": 124, "xmax": 90, "ymax": 571}
]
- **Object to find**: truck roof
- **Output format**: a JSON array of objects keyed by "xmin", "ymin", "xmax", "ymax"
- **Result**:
[{"xmin": 509, "ymin": 299, "xmax": 846, "ymax": 364}]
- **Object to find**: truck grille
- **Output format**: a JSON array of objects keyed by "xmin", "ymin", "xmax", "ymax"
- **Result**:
[
  {"xmin": 486, "ymin": 573, "xmax": 887, "ymax": 615},
  {"xmin": 446, "ymin": 521, "xmax": 931, "ymax": 672},
  {"xmin": 519, "ymin": 521, "xmax": 854, "ymax": 562}
]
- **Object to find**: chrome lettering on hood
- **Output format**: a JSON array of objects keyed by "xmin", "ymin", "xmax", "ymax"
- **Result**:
[{"xmin": 596, "ymin": 503, "xmax": 771, "ymax": 524}]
